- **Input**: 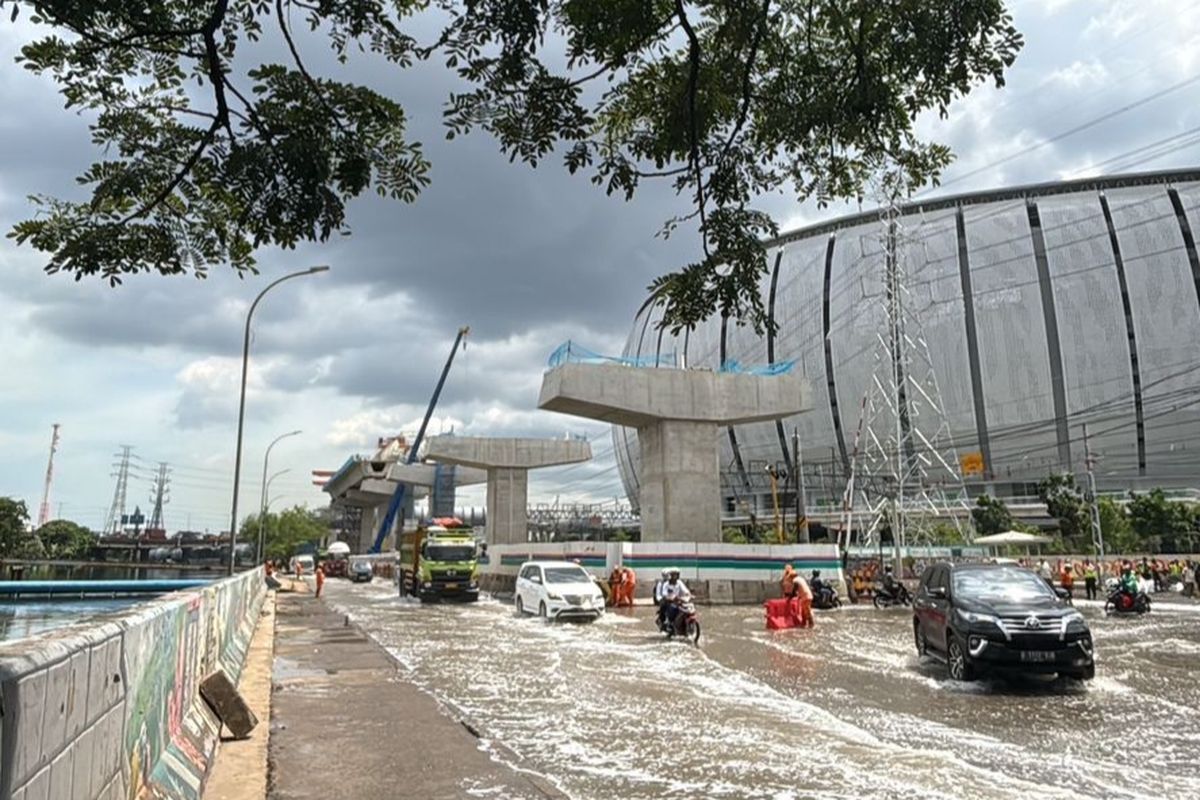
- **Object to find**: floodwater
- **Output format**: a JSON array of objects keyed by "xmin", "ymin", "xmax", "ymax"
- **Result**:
[
  {"xmin": 0, "ymin": 597, "xmax": 143, "ymax": 642},
  {"xmin": 322, "ymin": 581, "xmax": 1200, "ymax": 800}
]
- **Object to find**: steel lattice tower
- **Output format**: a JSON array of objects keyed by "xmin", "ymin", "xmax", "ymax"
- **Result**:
[
  {"xmin": 839, "ymin": 175, "xmax": 973, "ymax": 556},
  {"xmin": 148, "ymin": 461, "xmax": 171, "ymax": 531},
  {"xmin": 103, "ymin": 445, "xmax": 134, "ymax": 536}
]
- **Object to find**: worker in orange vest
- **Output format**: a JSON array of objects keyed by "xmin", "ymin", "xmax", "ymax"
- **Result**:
[
  {"xmin": 619, "ymin": 566, "xmax": 637, "ymax": 606},
  {"xmin": 315, "ymin": 564, "xmax": 326, "ymax": 598},
  {"xmin": 608, "ymin": 566, "xmax": 624, "ymax": 607},
  {"xmin": 781, "ymin": 564, "xmax": 797, "ymax": 598}
]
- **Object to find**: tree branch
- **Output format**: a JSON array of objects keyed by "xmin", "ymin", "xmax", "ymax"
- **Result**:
[
  {"xmin": 277, "ymin": 0, "xmax": 350, "ymax": 133},
  {"xmin": 118, "ymin": 120, "xmax": 219, "ymax": 225},
  {"xmin": 673, "ymin": 0, "xmax": 709, "ymax": 259}
]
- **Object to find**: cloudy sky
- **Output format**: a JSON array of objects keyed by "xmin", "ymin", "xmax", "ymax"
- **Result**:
[{"xmin": 1, "ymin": 0, "xmax": 1198, "ymax": 533}]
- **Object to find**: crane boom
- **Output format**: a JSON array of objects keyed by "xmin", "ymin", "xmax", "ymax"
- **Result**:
[
  {"xmin": 38, "ymin": 424, "xmax": 61, "ymax": 528},
  {"xmin": 370, "ymin": 326, "xmax": 469, "ymax": 553}
]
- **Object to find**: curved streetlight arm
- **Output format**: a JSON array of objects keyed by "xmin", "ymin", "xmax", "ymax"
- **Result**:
[
  {"xmin": 260, "ymin": 431, "xmax": 302, "ymax": 519},
  {"xmin": 228, "ymin": 266, "xmax": 328, "ymax": 574}
]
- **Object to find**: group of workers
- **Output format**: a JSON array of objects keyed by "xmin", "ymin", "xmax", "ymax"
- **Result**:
[
  {"xmin": 607, "ymin": 565, "xmax": 637, "ymax": 606},
  {"xmin": 264, "ymin": 557, "xmax": 326, "ymax": 598},
  {"xmin": 1030, "ymin": 556, "xmax": 1199, "ymax": 600}
]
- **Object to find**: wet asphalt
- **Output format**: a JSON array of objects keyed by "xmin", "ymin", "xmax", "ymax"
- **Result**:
[{"xmin": 320, "ymin": 580, "xmax": 1200, "ymax": 800}]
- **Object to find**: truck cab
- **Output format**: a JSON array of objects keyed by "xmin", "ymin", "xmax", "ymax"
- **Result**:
[{"xmin": 400, "ymin": 525, "xmax": 481, "ymax": 602}]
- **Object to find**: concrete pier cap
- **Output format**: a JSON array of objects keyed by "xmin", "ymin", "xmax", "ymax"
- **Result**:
[
  {"xmin": 538, "ymin": 363, "xmax": 810, "ymax": 542},
  {"xmin": 424, "ymin": 436, "xmax": 592, "ymax": 543}
]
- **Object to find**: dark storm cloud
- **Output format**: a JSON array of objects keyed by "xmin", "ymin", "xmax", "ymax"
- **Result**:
[{"xmin": 4, "ymin": 1, "xmax": 1200, "ymax": 401}]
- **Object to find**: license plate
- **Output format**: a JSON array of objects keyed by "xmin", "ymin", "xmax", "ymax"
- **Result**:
[
  {"xmin": 444, "ymin": 583, "xmax": 458, "ymax": 590},
  {"xmin": 1020, "ymin": 650, "xmax": 1056, "ymax": 663}
]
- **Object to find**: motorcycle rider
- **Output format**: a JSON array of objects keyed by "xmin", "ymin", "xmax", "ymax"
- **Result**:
[
  {"xmin": 653, "ymin": 568, "xmax": 671, "ymax": 626},
  {"xmin": 1119, "ymin": 562, "xmax": 1140, "ymax": 598},
  {"xmin": 879, "ymin": 565, "xmax": 908, "ymax": 603},
  {"xmin": 810, "ymin": 570, "xmax": 833, "ymax": 605},
  {"xmin": 660, "ymin": 568, "xmax": 692, "ymax": 631}
]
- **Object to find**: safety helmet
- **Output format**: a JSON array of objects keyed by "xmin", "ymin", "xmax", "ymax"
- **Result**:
[
  {"xmin": 667, "ymin": 567, "xmax": 681, "ymax": 578},
  {"xmin": 661, "ymin": 568, "xmax": 672, "ymax": 578}
]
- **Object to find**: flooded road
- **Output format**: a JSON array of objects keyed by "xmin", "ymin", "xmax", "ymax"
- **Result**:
[{"xmin": 321, "ymin": 581, "xmax": 1200, "ymax": 800}]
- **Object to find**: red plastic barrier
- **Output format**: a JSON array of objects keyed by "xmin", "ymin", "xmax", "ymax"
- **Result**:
[{"xmin": 765, "ymin": 597, "xmax": 799, "ymax": 630}]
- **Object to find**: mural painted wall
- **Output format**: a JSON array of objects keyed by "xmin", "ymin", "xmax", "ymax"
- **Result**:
[{"xmin": 0, "ymin": 568, "xmax": 266, "ymax": 800}]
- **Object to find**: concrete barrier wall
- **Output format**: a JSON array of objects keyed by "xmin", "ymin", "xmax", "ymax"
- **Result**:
[
  {"xmin": 0, "ymin": 568, "xmax": 266, "ymax": 800},
  {"xmin": 482, "ymin": 542, "xmax": 842, "ymax": 603}
]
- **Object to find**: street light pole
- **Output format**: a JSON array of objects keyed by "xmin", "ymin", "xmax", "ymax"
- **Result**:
[
  {"xmin": 227, "ymin": 266, "xmax": 329, "ymax": 575},
  {"xmin": 258, "ymin": 431, "xmax": 302, "ymax": 562}
]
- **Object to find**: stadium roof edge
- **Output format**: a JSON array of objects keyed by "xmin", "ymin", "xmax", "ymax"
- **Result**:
[{"xmin": 764, "ymin": 166, "xmax": 1200, "ymax": 250}]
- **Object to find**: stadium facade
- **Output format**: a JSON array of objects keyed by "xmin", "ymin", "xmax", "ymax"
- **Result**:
[{"xmin": 613, "ymin": 169, "xmax": 1200, "ymax": 517}]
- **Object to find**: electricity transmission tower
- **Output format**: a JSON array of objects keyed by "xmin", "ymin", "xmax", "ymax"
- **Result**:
[
  {"xmin": 839, "ymin": 176, "xmax": 972, "ymax": 557},
  {"xmin": 37, "ymin": 423, "xmax": 61, "ymax": 527},
  {"xmin": 104, "ymin": 445, "xmax": 134, "ymax": 536},
  {"xmin": 148, "ymin": 462, "xmax": 171, "ymax": 531}
]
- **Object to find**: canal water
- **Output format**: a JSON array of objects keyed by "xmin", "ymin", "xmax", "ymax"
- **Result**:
[
  {"xmin": 324, "ymin": 580, "xmax": 1200, "ymax": 800},
  {"xmin": 0, "ymin": 564, "xmax": 219, "ymax": 644},
  {"xmin": 0, "ymin": 597, "xmax": 145, "ymax": 643}
]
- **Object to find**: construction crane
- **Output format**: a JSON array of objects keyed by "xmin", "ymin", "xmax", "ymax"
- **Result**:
[
  {"xmin": 37, "ymin": 424, "xmax": 61, "ymax": 527},
  {"xmin": 370, "ymin": 326, "xmax": 470, "ymax": 553}
]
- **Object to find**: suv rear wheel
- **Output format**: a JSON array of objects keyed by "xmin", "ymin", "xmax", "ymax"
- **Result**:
[{"xmin": 946, "ymin": 634, "xmax": 976, "ymax": 681}]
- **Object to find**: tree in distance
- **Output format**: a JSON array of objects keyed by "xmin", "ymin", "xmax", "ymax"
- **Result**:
[
  {"xmin": 35, "ymin": 519, "xmax": 97, "ymax": 560},
  {"xmin": 241, "ymin": 505, "xmax": 327, "ymax": 561},
  {"xmin": 4, "ymin": 1, "xmax": 1021, "ymax": 332},
  {"xmin": 0, "ymin": 497, "xmax": 46, "ymax": 559}
]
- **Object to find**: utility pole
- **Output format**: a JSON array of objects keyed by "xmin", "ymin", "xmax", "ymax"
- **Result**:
[
  {"xmin": 104, "ymin": 446, "xmax": 134, "ymax": 536},
  {"xmin": 793, "ymin": 428, "xmax": 810, "ymax": 543},
  {"xmin": 37, "ymin": 423, "xmax": 62, "ymax": 528},
  {"xmin": 1083, "ymin": 423, "xmax": 1105, "ymax": 559}
]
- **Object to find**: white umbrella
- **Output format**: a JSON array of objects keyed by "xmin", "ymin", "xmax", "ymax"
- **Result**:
[
  {"xmin": 327, "ymin": 541, "xmax": 351, "ymax": 555},
  {"xmin": 972, "ymin": 530, "xmax": 1053, "ymax": 546}
]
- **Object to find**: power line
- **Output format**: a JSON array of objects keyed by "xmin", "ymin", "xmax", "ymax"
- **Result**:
[{"xmin": 926, "ymin": 71, "xmax": 1200, "ymax": 193}]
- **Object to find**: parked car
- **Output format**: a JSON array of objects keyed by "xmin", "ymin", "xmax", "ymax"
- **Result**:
[
  {"xmin": 514, "ymin": 561, "xmax": 605, "ymax": 621},
  {"xmin": 349, "ymin": 559, "xmax": 374, "ymax": 583},
  {"xmin": 913, "ymin": 562, "xmax": 1094, "ymax": 682}
]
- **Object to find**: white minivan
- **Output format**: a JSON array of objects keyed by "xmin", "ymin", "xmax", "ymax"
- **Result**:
[{"xmin": 514, "ymin": 560, "xmax": 605, "ymax": 621}]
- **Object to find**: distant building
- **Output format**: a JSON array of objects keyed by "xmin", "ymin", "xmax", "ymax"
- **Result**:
[{"xmin": 615, "ymin": 168, "xmax": 1200, "ymax": 516}]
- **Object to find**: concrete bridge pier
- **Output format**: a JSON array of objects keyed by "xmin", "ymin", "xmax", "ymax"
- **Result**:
[
  {"xmin": 424, "ymin": 437, "xmax": 592, "ymax": 543},
  {"xmin": 538, "ymin": 363, "xmax": 809, "ymax": 542}
]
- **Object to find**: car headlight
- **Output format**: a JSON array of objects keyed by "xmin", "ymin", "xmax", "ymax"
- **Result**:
[
  {"xmin": 546, "ymin": 592, "xmax": 562, "ymax": 601},
  {"xmin": 957, "ymin": 609, "xmax": 1000, "ymax": 626}
]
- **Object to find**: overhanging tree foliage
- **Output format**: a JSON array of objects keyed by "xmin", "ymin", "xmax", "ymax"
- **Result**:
[{"xmin": 4, "ymin": 1, "xmax": 1021, "ymax": 331}]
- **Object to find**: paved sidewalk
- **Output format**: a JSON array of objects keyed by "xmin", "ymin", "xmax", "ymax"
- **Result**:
[
  {"xmin": 267, "ymin": 591, "xmax": 566, "ymax": 800},
  {"xmin": 205, "ymin": 592, "xmax": 276, "ymax": 800}
]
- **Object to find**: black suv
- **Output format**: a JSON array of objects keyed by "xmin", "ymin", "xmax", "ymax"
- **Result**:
[{"xmin": 913, "ymin": 562, "xmax": 1094, "ymax": 681}]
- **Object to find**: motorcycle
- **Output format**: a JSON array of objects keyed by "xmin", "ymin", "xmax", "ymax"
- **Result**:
[
  {"xmin": 812, "ymin": 584, "xmax": 842, "ymax": 610},
  {"xmin": 658, "ymin": 598, "xmax": 702, "ymax": 644},
  {"xmin": 872, "ymin": 584, "xmax": 912, "ymax": 609},
  {"xmin": 1104, "ymin": 587, "xmax": 1151, "ymax": 615}
]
